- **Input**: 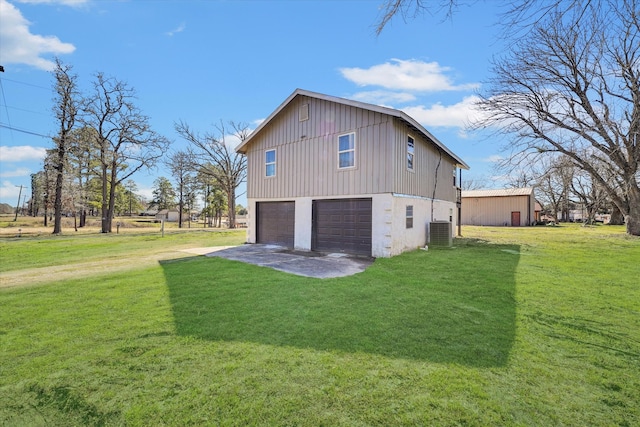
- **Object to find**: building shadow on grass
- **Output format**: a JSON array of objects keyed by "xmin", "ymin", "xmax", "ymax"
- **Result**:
[{"xmin": 162, "ymin": 240, "xmax": 519, "ymax": 367}]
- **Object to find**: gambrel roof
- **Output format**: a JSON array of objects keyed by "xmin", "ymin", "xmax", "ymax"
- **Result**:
[{"xmin": 236, "ymin": 88, "xmax": 470, "ymax": 170}]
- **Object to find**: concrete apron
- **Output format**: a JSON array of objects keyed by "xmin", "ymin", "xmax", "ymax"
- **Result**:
[{"xmin": 184, "ymin": 244, "xmax": 373, "ymax": 279}]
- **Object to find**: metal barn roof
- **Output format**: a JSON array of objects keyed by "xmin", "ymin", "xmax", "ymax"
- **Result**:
[{"xmin": 461, "ymin": 188, "xmax": 535, "ymax": 198}]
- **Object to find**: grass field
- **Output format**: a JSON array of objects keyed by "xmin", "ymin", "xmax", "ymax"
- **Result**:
[
  {"xmin": 0, "ymin": 214, "xmax": 204, "ymax": 238},
  {"xmin": 0, "ymin": 223, "xmax": 638, "ymax": 425}
]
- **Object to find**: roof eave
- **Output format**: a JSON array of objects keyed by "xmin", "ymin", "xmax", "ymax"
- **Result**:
[{"xmin": 236, "ymin": 89, "xmax": 470, "ymax": 170}]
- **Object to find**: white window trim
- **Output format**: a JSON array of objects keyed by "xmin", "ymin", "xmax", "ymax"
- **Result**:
[
  {"xmin": 407, "ymin": 135, "xmax": 415, "ymax": 172},
  {"xmin": 337, "ymin": 132, "xmax": 356, "ymax": 170},
  {"xmin": 406, "ymin": 205, "xmax": 414, "ymax": 229},
  {"xmin": 299, "ymin": 103, "xmax": 309, "ymax": 122},
  {"xmin": 265, "ymin": 149, "xmax": 276, "ymax": 177}
]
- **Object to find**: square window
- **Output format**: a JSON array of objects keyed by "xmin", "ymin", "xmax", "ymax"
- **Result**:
[
  {"xmin": 265, "ymin": 149, "xmax": 276, "ymax": 177},
  {"xmin": 406, "ymin": 205, "xmax": 414, "ymax": 229},
  {"xmin": 338, "ymin": 133, "xmax": 355, "ymax": 168},
  {"xmin": 407, "ymin": 136, "xmax": 415, "ymax": 170}
]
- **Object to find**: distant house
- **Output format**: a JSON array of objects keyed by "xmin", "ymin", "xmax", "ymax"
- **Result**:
[
  {"xmin": 155, "ymin": 209, "xmax": 180, "ymax": 222},
  {"xmin": 140, "ymin": 208, "xmax": 158, "ymax": 217},
  {"xmin": 461, "ymin": 188, "xmax": 537, "ymax": 226},
  {"xmin": 235, "ymin": 89, "xmax": 469, "ymax": 257}
]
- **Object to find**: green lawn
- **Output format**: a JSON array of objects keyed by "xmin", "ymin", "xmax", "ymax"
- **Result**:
[{"xmin": 1, "ymin": 224, "xmax": 638, "ymax": 426}]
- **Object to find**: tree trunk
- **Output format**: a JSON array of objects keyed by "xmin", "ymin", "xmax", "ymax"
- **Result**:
[
  {"xmin": 226, "ymin": 186, "xmax": 236, "ymax": 229},
  {"xmin": 52, "ymin": 149, "xmax": 65, "ymax": 234},
  {"xmin": 610, "ymin": 205, "xmax": 625, "ymax": 225},
  {"xmin": 101, "ymin": 160, "xmax": 109, "ymax": 233},
  {"xmin": 104, "ymin": 170, "xmax": 118, "ymax": 234},
  {"xmin": 52, "ymin": 172, "xmax": 63, "ymax": 234},
  {"xmin": 625, "ymin": 187, "xmax": 640, "ymax": 236}
]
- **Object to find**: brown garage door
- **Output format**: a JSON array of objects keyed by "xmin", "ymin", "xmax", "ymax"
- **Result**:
[
  {"xmin": 312, "ymin": 198, "xmax": 372, "ymax": 256},
  {"xmin": 256, "ymin": 201, "xmax": 295, "ymax": 248}
]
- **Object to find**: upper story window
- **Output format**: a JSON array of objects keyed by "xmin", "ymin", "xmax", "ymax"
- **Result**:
[
  {"xmin": 299, "ymin": 103, "xmax": 309, "ymax": 121},
  {"xmin": 453, "ymin": 168, "xmax": 457, "ymax": 186},
  {"xmin": 338, "ymin": 132, "xmax": 355, "ymax": 169},
  {"xmin": 407, "ymin": 135, "xmax": 415, "ymax": 170},
  {"xmin": 265, "ymin": 149, "xmax": 276, "ymax": 177}
]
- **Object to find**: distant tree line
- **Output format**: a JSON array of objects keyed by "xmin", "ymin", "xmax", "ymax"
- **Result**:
[{"xmin": 34, "ymin": 60, "xmax": 248, "ymax": 233}]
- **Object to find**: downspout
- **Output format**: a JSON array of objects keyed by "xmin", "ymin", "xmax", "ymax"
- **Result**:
[
  {"xmin": 430, "ymin": 148, "xmax": 442, "ymax": 223},
  {"xmin": 458, "ymin": 168, "xmax": 462, "ymax": 236}
]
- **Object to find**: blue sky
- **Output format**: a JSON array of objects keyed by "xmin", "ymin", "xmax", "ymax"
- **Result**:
[{"xmin": 0, "ymin": 0, "xmax": 508, "ymax": 208}]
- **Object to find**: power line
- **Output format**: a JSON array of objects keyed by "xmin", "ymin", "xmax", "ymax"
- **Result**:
[
  {"xmin": 0, "ymin": 104, "xmax": 50, "ymax": 116},
  {"xmin": 0, "ymin": 77, "xmax": 14, "ymax": 141},
  {"xmin": 0, "ymin": 76, "xmax": 50, "ymax": 91},
  {"xmin": 0, "ymin": 123, "xmax": 50, "ymax": 138}
]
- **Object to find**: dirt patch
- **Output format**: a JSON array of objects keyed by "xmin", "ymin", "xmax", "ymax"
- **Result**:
[{"xmin": 0, "ymin": 250, "xmax": 196, "ymax": 290}]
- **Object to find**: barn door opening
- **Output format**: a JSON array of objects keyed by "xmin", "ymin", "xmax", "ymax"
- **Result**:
[
  {"xmin": 511, "ymin": 211, "xmax": 521, "ymax": 227},
  {"xmin": 312, "ymin": 198, "xmax": 372, "ymax": 256},
  {"xmin": 256, "ymin": 201, "xmax": 295, "ymax": 248}
]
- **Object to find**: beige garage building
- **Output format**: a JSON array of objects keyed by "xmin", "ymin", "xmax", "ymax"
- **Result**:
[
  {"xmin": 236, "ymin": 89, "xmax": 469, "ymax": 257},
  {"xmin": 461, "ymin": 188, "xmax": 537, "ymax": 226}
]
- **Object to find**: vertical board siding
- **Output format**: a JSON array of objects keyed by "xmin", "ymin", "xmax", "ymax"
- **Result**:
[
  {"xmin": 461, "ymin": 195, "xmax": 531, "ymax": 226},
  {"xmin": 391, "ymin": 120, "xmax": 456, "ymax": 201},
  {"xmin": 246, "ymin": 96, "xmax": 394, "ymax": 199},
  {"xmin": 246, "ymin": 95, "xmax": 457, "ymax": 203}
]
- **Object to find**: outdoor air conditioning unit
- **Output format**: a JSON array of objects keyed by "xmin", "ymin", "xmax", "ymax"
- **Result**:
[{"xmin": 429, "ymin": 221, "xmax": 452, "ymax": 247}]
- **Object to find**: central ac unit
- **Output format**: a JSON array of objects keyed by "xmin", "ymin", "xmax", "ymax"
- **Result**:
[{"xmin": 429, "ymin": 221, "xmax": 452, "ymax": 246}]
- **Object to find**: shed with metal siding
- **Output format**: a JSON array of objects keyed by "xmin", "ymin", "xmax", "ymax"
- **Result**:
[{"xmin": 461, "ymin": 188, "xmax": 536, "ymax": 226}]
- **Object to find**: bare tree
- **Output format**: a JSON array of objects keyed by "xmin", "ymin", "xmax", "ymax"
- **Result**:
[
  {"xmin": 460, "ymin": 177, "xmax": 487, "ymax": 191},
  {"xmin": 175, "ymin": 120, "xmax": 249, "ymax": 229},
  {"xmin": 474, "ymin": 0, "xmax": 640, "ymax": 235},
  {"xmin": 51, "ymin": 59, "xmax": 79, "ymax": 234},
  {"xmin": 82, "ymin": 73, "xmax": 170, "ymax": 233},
  {"xmin": 375, "ymin": 1, "xmax": 640, "ymax": 235},
  {"xmin": 375, "ymin": 0, "xmax": 460, "ymax": 35},
  {"xmin": 571, "ymin": 167, "xmax": 607, "ymax": 225},
  {"xmin": 532, "ymin": 156, "xmax": 575, "ymax": 222}
]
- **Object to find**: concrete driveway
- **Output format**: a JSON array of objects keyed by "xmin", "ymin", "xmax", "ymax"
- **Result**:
[{"xmin": 184, "ymin": 244, "xmax": 373, "ymax": 279}]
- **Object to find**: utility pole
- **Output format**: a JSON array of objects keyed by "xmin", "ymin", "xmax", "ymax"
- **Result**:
[{"xmin": 14, "ymin": 185, "xmax": 23, "ymax": 221}]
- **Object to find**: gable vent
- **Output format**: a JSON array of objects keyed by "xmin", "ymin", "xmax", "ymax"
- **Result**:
[{"xmin": 299, "ymin": 103, "xmax": 309, "ymax": 121}]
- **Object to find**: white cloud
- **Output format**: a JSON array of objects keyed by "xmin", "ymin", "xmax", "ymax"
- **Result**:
[
  {"xmin": 339, "ymin": 59, "xmax": 479, "ymax": 92},
  {"xmin": 136, "ymin": 184, "xmax": 154, "ymax": 202},
  {"xmin": 483, "ymin": 154, "xmax": 504, "ymax": 163},
  {"xmin": 0, "ymin": 145, "xmax": 47, "ymax": 162},
  {"xmin": 0, "ymin": 180, "xmax": 22, "ymax": 202},
  {"xmin": 401, "ymin": 95, "xmax": 484, "ymax": 128},
  {"xmin": 0, "ymin": 0, "xmax": 76, "ymax": 71},
  {"xmin": 166, "ymin": 22, "xmax": 186, "ymax": 36},
  {"xmin": 351, "ymin": 90, "xmax": 416, "ymax": 105},
  {"xmin": 0, "ymin": 167, "xmax": 31, "ymax": 177}
]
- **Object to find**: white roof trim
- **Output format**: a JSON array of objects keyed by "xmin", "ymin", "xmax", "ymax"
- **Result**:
[
  {"xmin": 461, "ymin": 188, "xmax": 535, "ymax": 198},
  {"xmin": 236, "ymin": 88, "xmax": 470, "ymax": 170}
]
